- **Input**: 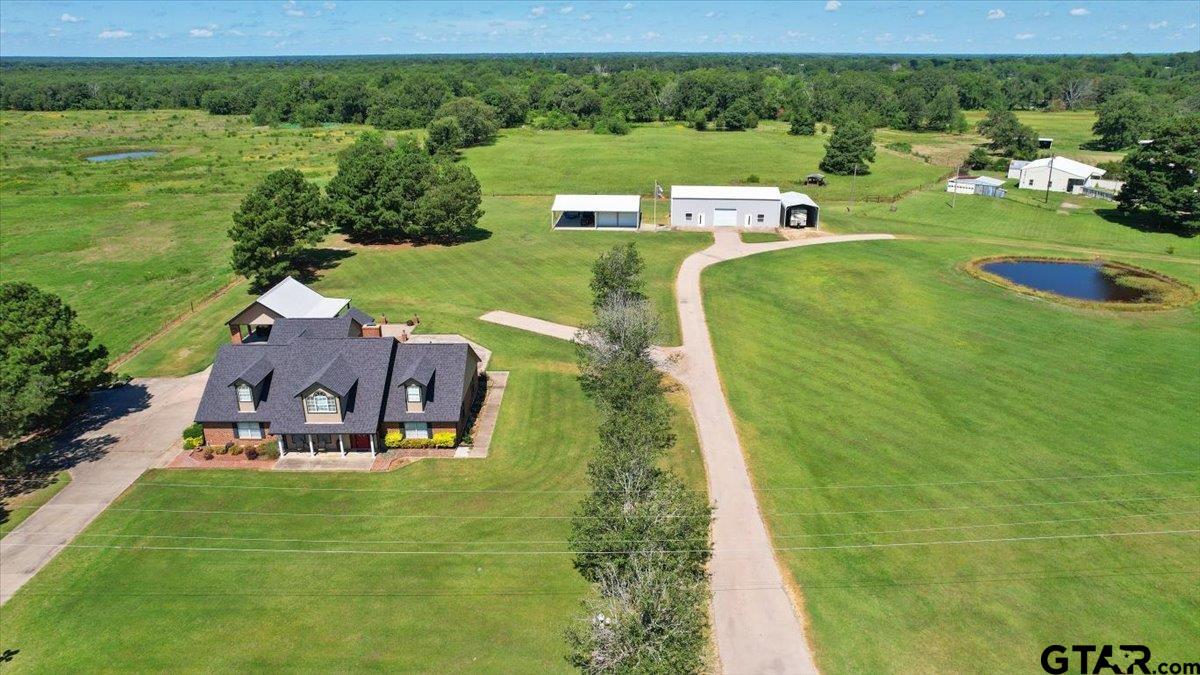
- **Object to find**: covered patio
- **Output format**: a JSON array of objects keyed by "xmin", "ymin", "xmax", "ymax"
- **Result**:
[
  {"xmin": 280, "ymin": 432, "xmax": 378, "ymax": 457},
  {"xmin": 551, "ymin": 194, "xmax": 641, "ymax": 229}
]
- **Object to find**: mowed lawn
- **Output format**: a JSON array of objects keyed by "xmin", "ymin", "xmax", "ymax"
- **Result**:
[
  {"xmin": 0, "ymin": 320, "xmax": 706, "ymax": 671},
  {"xmin": 703, "ymin": 239, "xmax": 1199, "ymax": 673}
]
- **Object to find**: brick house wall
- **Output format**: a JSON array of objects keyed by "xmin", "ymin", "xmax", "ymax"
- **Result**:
[{"xmin": 201, "ymin": 423, "xmax": 277, "ymax": 447}]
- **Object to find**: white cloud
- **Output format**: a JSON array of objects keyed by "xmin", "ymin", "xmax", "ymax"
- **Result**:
[
  {"xmin": 915, "ymin": 9, "xmax": 926, "ymax": 16},
  {"xmin": 581, "ymin": 13, "xmax": 591, "ymax": 20},
  {"xmin": 282, "ymin": 1, "xmax": 305, "ymax": 17},
  {"xmin": 705, "ymin": 11, "xmax": 717, "ymax": 18},
  {"xmin": 189, "ymin": 27, "xmax": 215, "ymax": 38},
  {"xmin": 324, "ymin": 1, "xmax": 336, "ymax": 9},
  {"xmin": 1014, "ymin": 32, "xmax": 1034, "ymax": 39},
  {"xmin": 623, "ymin": 2, "xmax": 634, "ymax": 9},
  {"xmin": 642, "ymin": 30, "xmax": 660, "ymax": 40},
  {"xmin": 987, "ymin": 9, "xmax": 1005, "ymax": 20},
  {"xmin": 824, "ymin": 0, "xmax": 841, "ymax": 11},
  {"xmin": 1069, "ymin": 7, "xmax": 1090, "ymax": 16},
  {"xmin": 530, "ymin": 5, "xmax": 546, "ymax": 17},
  {"xmin": 906, "ymin": 32, "xmax": 941, "ymax": 43},
  {"xmin": 378, "ymin": 36, "xmax": 393, "ymax": 42},
  {"xmin": 1186, "ymin": 22, "xmax": 1198, "ymax": 29},
  {"xmin": 874, "ymin": 32, "xmax": 894, "ymax": 44},
  {"xmin": 559, "ymin": 5, "xmax": 573, "ymax": 13},
  {"xmin": 60, "ymin": 13, "xmax": 82, "ymax": 23},
  {"xmin": 98, "ymin": 29, "xmax": 131, "ymax": 39},
  {"xmin": 1148, "ymin": 20, "xmax": 1168, "ymax": 29},
  {"xmin": 225, "ymin": 29, "xmax": 246, "ymax": 36},
  {"xmin": 263, "ymin": 30, "xmax": 283, "ymax": 37}
]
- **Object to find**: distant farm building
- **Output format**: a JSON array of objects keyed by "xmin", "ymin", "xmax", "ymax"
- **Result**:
[
  {"xmin": 946, "ymin": 175, "xmax": 1006, "ymax": 198},
  {"xmin": 670, "ymin": 186, "xmax": 819, "ymax": 229},
  {"xmin": 551, "ymin": 194, "xmax": 641, "ymax": 229},
  {"xmin": 1009, "ymin": 157, "xmax": 1123, "ymax": 196}
]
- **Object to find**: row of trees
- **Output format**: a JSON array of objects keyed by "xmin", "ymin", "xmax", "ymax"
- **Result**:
[
  {"xmin": 4, "ymin": 52, "xmax": 1197, "ymax": 133},
  {"xmin": 0, "ymin": 283, "xmax": 111, "ymax": 475},
  {"xmin": 566, "ymin": 244, "xmax": 713, "ymax": 672},
  {"xmin": 230, "ymin": 132, "xmax": 483, "ymax": 289}
]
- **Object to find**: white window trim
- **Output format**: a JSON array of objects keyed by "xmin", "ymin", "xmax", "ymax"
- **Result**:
[
  {"xmin": 235, "ymin": 382, "xmax": 253, "ymax": 403},
  {"xmin": 235, "ymin": 422, "xmax": 263, "ymax": 440},
  {"xmin": 406, "ymin": 383, "xmax": 423, "ymax": 403},
  {"xmin": 305, "ymin": 389, "xmax": 338, "ymax": 414},
  {"xmin": 404, "ymin": 422, "xmax": 430, "ymax": 439}
]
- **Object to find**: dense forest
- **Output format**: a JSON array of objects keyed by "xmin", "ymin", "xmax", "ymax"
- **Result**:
[{"xmin": 2, "ymin": 52, "xmax": 1198, "ymax": 135}]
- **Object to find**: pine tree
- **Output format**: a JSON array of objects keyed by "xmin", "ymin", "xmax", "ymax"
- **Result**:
[
  {"xmin": 229, "ymin": 169, "xmax": 329, "ymax": 290},
  {"xmin": 820, "ymin": 121, "xmax": 876, "ymax": 175}
]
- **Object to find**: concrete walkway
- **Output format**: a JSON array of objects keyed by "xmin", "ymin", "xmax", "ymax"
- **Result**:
[
  {"xmin": 0, "ymin": 371, "xmax": 208, "ymax": 604},
  {"xmin": 480, "ymin": 230, "xmax": 893, "ymax": 674}
]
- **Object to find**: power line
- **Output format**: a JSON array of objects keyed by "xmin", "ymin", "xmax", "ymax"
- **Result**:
[
  {"xmin": 9, "ymin": 510, "xmax": 1195, "ymax": 549},
  {"xmin": 2, "ymin": 468, "xmax": 1194, "ymax": 495},
  {"xmin": 6, "ymin": 528, "xmax": 1195, "ymax": 556}
]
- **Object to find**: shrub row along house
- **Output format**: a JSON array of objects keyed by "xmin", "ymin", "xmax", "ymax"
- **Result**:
[{"xmin": 195, "ymin": 278, "xmax": 481, "ymax": 456}]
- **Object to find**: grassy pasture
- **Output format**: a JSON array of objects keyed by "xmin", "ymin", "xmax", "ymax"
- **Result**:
[
  {"xmin": 0, "ymin": 472, "xmax": 70, "ymax": 537},
  {"xmin": 703, "ymin": 239, "xmax": 1199, "ymax": 673}
]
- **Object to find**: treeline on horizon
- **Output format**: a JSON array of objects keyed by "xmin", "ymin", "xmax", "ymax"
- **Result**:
[{"xmin": 2, "ymin": 52, "xmax": 1198, "ymax": 135}]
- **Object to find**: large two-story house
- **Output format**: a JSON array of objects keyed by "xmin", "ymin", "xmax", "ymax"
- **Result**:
[{"xmin": 194, "ymin": 278, "xmax": 480, "ymax": 456}]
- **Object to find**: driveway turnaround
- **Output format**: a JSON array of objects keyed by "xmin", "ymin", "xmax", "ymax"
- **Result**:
[
  {"xmin": 482, "ymin": 230, "xmax": 893, "ymax": 674},
  {"xmin": 0, "ymin": 371, "xmax": 208, "ymax": 604}
]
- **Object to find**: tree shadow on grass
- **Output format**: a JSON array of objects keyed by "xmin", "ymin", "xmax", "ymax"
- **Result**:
[
  {"xmin": 293, "ymin": 247, "xmax": 356, "ymax": 286},
  {"xmin": 339, "ymin": 224, "xmax": 493, "ymax": 248},
  {"xmin": 1096, "ymin": 208, "xmax": 1198, "ymax": 239}
]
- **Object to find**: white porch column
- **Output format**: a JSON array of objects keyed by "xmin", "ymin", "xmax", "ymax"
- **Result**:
[
  {"xmin": 338, "ymin": 434, "xmax": 345, "ymax": 457},
  {"xmin": 308, "ymin": 435, "xmax": 315, "ymax": 457},
  {"xmin": 279, "ymin": 435, "xmax": 287, "ymax": 457},
  {"xmin": 369, "ymin": 434, "xmax": 376, "ymax": 457}
]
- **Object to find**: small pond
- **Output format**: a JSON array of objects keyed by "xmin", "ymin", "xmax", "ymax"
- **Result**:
[
  {"xmin": 86, "ymin": 151, "xmax": 160, "ymax": 163},
  {"xmin": 980, "ymin": 259, "xmax": 1150, "ymax": 303}
]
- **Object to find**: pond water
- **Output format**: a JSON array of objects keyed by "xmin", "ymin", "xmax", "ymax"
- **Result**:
[
  {"xmin": 86, "ymin": 151, "xmax": 160, "ymax": 162},
  {"xmin": 981, "ymin": 260, "xmax": 1149, "ymax": 303}
]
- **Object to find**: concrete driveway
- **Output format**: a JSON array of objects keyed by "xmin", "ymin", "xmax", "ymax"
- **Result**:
[
  {"xmin": 480, "ymin": 230, "xmax": 894, "ymax": 674},
  {"xmin": 0, "ymin": 370, "xmax": 209, "ymax": 604}
]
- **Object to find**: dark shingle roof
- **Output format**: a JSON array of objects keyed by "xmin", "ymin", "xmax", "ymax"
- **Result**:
[
  {"xmin": 268, "ymin": 316, "xmax": 359, "ymax": 343},
  {"xmin": 384, "ymin": 342, "xmax": 477, "ymax": 423},
  {"xmin": 195, "ymin": 337, "xmax": 394, "ymax": 434},
  {"xmin": 230, "ymin": 354, "xmax": 273, "ymax": 387},
  {"xmin": 196, "ymin": 337, "xmax": 478, "ymax": 434},
  {"xmin": 345, "ymin": 306, "xmax": 374, "ymax": 325}
]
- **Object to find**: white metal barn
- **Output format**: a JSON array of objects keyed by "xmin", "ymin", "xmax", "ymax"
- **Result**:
[
  {"xmin": 1014, "ymin": 156, "xmax": 1106, "ymax": 193},
  {"xmin": 551, "ymin": 194, "xmax": 642, "ymax": 229},
  {"xmin": 669, "ymin": 185, "xmax": 819, "ymax": 229}
]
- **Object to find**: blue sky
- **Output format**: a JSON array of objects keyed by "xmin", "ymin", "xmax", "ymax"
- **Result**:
[{"xmin": 0, "ymin": 1, "xmax": 1197, "ymax": 57}]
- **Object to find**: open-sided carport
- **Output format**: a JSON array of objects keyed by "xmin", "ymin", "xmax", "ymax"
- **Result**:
[
  {"xmin": 551, "ymin": 194, "xmax": 642, "ymax": 229},
  {"xmin": 780, "ymin": 191, "xmax": 820, "ymax": 228}
]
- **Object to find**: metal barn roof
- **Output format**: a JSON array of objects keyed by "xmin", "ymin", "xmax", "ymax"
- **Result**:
[
  {"xmin": 671, "ymin": 185, "xmax": 782, "ymax": 201},
  {"xmin": 1020, "ymin": 156, "xmax": 1105, "ymax": 178},
  {"xmin": 256, "ymin": 277, "xmax": 350, "ymax": 319},
  {"xmin": 779, "ymin": 191, "xmax": 819, "ymax": 208},
  {"xmin": 551, "ymin": 194, "xmax": 641, "ymax": 212}
]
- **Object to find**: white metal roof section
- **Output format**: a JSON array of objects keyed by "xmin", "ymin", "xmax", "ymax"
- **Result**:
[
  {"xmin": 779, "ymin": 191, "xmax": 818, "ymax": 208},
  {"xmin": 551, "ymin": 194, "xmax": 641, "ymax": 212},
  {"xmin": 1021, "ymin": 156, "xmax": 1104, "ymax": 178},
  {"xmin": 972, "ymin": 176, "xmax": 1006, "ymax": 187},
  {"xmin": 671, "ymin": 185, "xmax": 782, "ymax": 201},
  {"xmin": 257, "ymin": 277, "xmax": 350, "ymax": 318}
]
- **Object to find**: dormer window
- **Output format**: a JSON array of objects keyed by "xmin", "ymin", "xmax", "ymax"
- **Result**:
[
  {"xmin": 305, "ymin": 389, "xmax": 338, "ymax": 414},
  {"xmin": 405, "ymin": 382, "xmax": 425, "ymax": 412},
  {"xmin": 236, "ymin": 383, "xmax": 253, "ymax": 403},
  {"xmin": 406, "ymin": 384, "xmax": 422, "ymax": 404}
]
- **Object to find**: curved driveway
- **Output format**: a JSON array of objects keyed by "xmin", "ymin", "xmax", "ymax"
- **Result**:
[
  {"xmin": 670, "ymin": 230, "xmax": 892, "ymax": 674},
  {"xmin": 485, "ymin": 229, "xmax": 895, "ymax": 673}
]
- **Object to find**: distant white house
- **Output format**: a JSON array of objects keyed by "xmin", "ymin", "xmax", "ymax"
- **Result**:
[
  {"xmin": 946, "ymin": 175, "xmax": 1006, "ymax": 198},
  {"xmin": 1010, "ymin": 156, "xmax": 1112, "ymax": 194}
]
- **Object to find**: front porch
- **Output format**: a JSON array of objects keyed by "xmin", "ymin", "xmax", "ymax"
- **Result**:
[{"xmin": 280, "ymin": 432, "xmax": 378, "ymax": 458}]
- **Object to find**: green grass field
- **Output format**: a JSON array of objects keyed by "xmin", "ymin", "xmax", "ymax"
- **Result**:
[
  {"xmin": 0, "ymin": 472, "xmax": 70, "ymax": 537},
  {"xmin": 703, "ymin": 240, "xmax": 1199, "ymax": 673}
]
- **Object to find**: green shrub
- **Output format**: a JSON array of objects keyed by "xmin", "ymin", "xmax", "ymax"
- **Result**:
[
  {"xmin": 182, "ymin": 422, "xmax": 203, "ymax": 441},
  {"xmin": 245, "ymin": 447, "xmax": 259, "ymax": 460},
  {"xmin": 258, "ymin": 440, "xmax": 280, "ymax": 459},
  {"xmin": 965, "ymin": 146, "xmax": 990, "ymax": 170},
  {"xmin": 432, "ymin": 431, "xmax": 457, "ymax": 448},
  {"xmin": 230, "ymin": 445, "xmax": 243, "ymax": 456},
  {"xmin": 592, "ymin": 116, "xmax": 630, "ymax": 135},
  {"xmin": 884, "ymin": 141, "xmax": 913, "ymax": 153},
  {"xmin": 384, "ymin": 430, "xmax": 404, "ymax": 448},
  {"xmin": 215, "ymin": 444, "xmax": 229, "ymax": 455},
  {"xmin": 182, "ymin": 437, "xmax": 199, "ymax": 450}
]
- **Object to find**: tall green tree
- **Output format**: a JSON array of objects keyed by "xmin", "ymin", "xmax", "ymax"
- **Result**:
[
  {"xmin": 415, "ymin": 161, "xmax": 484, "ymax": 241},
  {"xmin": 229, "ymin": 169, "xmax": 329, "ymax": 290},
  {"xmin": 895, "ymin": 87, "xmax": 927, "ymax": 131},
  {"xmin": 1092, "ymin": 90, "xmax": 1155, "ymax": 150},
  {"xmin": 1117, "ymin": 115, "xmax": 1200, "ymax": 231},
  {"xmin": 788, "ymin": 104, "xmax": 816, "ymax": 136},
  {"xmin": 820, "ymin": 121, "xmax": 876, "ymax": 175},
  {"xmin": 425, "ymin": 115, "xmax": 464, "ymax": 155},
  {"xmin": 927, "ymin": 85, "xmax": 967, "ymax": 132},
  {"xmin": 0, "ymin": 283, "xmax": 111, "ymax": 456},
  {"xmin": 589, "ymin": 243, "xmax": 646, "ymax": 308},
  {"xmin": 433, "ymin": 97, "xmax": 498, "ymax": 147},
  {"xmin": 976, "ymin": 108, "xmax": 1038, "ymax": 159}
]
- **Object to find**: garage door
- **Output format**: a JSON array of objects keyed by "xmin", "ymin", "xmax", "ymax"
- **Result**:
[{"xmin": 713, "ymin": 208, "xmax": 738, "ymax": 226}]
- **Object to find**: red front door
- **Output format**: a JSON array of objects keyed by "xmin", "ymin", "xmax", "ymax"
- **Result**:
[{"xmin": 350, "ymin": 434, "xmax": 372, "ymax": 450}]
